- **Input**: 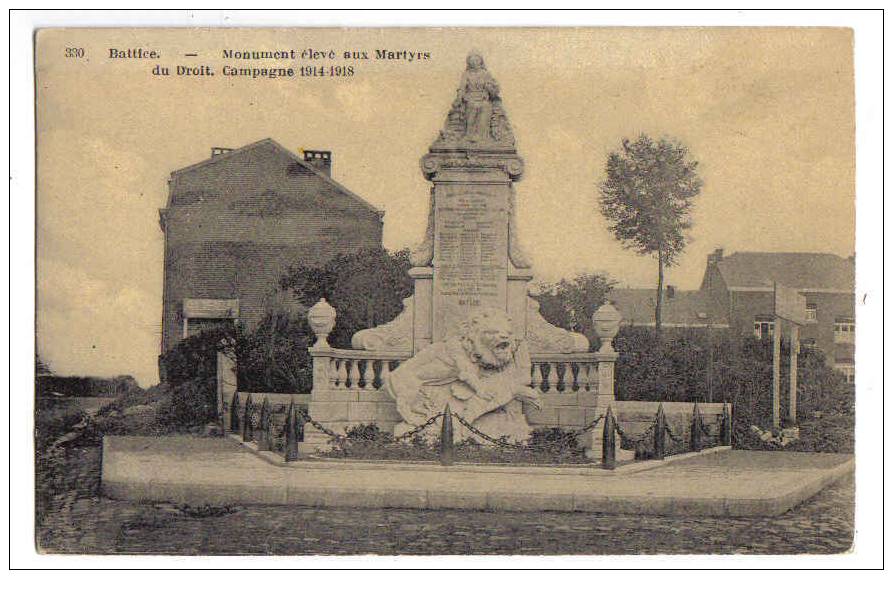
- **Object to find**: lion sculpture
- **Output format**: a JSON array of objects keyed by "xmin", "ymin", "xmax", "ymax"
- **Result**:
[{"xmin": 385, "ymin": 307, "xmax": 541, "ymax": 442}]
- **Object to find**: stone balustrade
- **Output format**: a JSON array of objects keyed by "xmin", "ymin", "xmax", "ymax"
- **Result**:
[
  {"xmin": 530, "ymin": 353, "xmax": 603, "ymax": 393},
  {"xmin": 300, "ymin": 347, "xmax": 413, "ymax": 452},
  {"xmin": 300, "ymin": 298, "xmax": 621, "ymax": 454},
  {"xmin": 311, "ymin": 347, "xmax": 413, "ymax": 392},
  {"xmin": 321, "ymin": 350, "xmax": 412, "ymax": 391}
]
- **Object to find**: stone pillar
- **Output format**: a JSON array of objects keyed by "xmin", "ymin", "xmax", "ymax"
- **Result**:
[
  {"xmin": 595, "ymin": 352, "xmax": 618, "ymax": 408},
  {"xmin": 409, "ymin": 266, "xmax": 434, "ymax": 353},
  {"xmin": 302, "ymin": 298, "xmax": 339, "ymax": 453},
  {"xmin": 216, "ymin": 350, "xmax": 237, "ymax": 426},
  {"xmin": 302, "ymin": 347, "xmax": 339, "ymax": 453},
  {"xmin": 507, "ymin": 268, "xmax": 534, "ymax": 338},
  {"xmin": 582, "ymin": 351, "xmax": 619, "ymax": 461},
  {"xmin": 583, "ymin": 303, "xmax": 622, "ymax": 462}
]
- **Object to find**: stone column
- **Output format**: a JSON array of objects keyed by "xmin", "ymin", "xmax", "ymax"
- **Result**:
[
  {"xmin": 409, "ymin": 266, "xmax": 434, "ymax": 353},
  {"xmin": 583, "ymin": 303, "xmax": 622, "ymax": 462},
  {"xmin": 216, "ymin": 350, "xmax": 237, "ymax": 428},
  {"xmin": 302, "ymin": 299, "xmax": 339, "ymax": 453}
]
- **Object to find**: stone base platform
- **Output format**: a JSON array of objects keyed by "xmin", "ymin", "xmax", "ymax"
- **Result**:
[{"xmin": 101, "ymin": 436, "xmax": 853, "ymax": 517}]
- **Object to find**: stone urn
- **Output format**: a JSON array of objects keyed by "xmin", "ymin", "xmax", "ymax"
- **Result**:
[
  {"xmin": 592, "ymin": 302, "xmax": 621, "ymax": 353},
  {"xmin": 308, "ymin": 298, "xmax": 336, "ymax": 349}
]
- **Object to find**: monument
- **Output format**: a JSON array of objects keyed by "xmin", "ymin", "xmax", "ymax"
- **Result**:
[{"xmin": 349, "ymin": 52, "xmax": 593, "ymax": 441}]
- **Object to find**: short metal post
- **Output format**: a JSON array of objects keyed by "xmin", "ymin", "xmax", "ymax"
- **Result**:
[
  {"xmin": 602, "ymin": 405, "xmax": 616, "ymax": 470},
  {"xmin": 440, "ymin": 404, "xmax": 454, "ymax": 466},
  {"xmin": 258, "ymin": 397, "xmax": 272, "ymax": 451},
  {"xmin": 654, "ymin": 402, "xmax": 666, "ymax": 460},
  {"xmin": 230, "ymin": 392, "xmax": 240, "ymax": 433},
  {"xmin": 284, "ymin": 400, "xmax": 299, "ymax": 462},
  {"xmin": 721, "ymin": 402, "xmax": 732, "ymax": 446},
  {"xmin": 242, "ymin": 394, "xmax": 254, "ymax": 442},
  {"xmin": 690, "ymin": 402, "xmax": 702, "ymax": 453}
]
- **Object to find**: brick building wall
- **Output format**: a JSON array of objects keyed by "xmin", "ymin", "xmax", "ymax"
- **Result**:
[
  {"xmin": 159, "ymin": 139, "xmax": 383, "ymax": 355},
  {"xmin": 699, "ymin": 250, "xmax": 855, "ymax": 379},
  {"xmin": 729, "ymin": 290, "xmax": 855, "ymax": 374}
]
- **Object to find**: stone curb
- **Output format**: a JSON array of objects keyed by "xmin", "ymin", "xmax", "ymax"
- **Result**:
[
  {"xmin": 101, "ymin": 437, "xmax": 853, "ymax": 517},
  {"xmin": 226, "ymin": 433, "xmax": 731, "ymax": 477}
]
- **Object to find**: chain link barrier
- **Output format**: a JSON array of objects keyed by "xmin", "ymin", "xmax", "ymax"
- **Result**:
[
  {"xmin": 696, "ymin": 416, "xmax": 713, "ymax": 438},
  {"xmin": 293, "ymin": 406, "xmax": 443, "ymax": 446},
  {"xmin": 392, "ymin": 414, "xmax": 444, "ymax": 442},
  {"xmin": 663, "ymin": 422, "xmax": 684, "ymax": 444},
  {"xmin": 452, "ymin": 412, "xmax": 605, "ymax": 452},
  {"xmin": 612, "ymin": 420, "xmax": 656, "ymax": 446},
  {"xmin": 290, "ymin": 401, "xmax": 720, "ymax": 458}
]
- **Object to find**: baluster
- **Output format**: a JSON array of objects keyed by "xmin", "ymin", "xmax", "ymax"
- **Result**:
[
  {"xmin": 566, "ymin": 362, "xmax": 576, "ymax": 391},
  {"xmin": 530, "ymin": 362, "xmax": 542, "ymax": 389},
  {"xmin": 360, "ymin": 360, "xmax": 372, "ymax": 390},
  {"xmin": 329, "ymin": 358, "xmax": 340, "ymax": 389},
  {"xmin": 547, "ymin": 361, "xmax": 559, "ymax": 392},
  {"xmin": 578, "ymin": 363, "xmax": 592, "ymax": 392},
  {"xmin": 562, "ymin": 362, "xmax": 572, "ymax": 392},
  {"xmin": 336, "ymin": 359, "xmax": 348, "ymax": 389},
  {"xmin": 379, "ymin": 361, "xmax": 391, "ymax": 389},
  {"xmin": 348, "ymin": 359, "xmax": 361, "ymax": 390}
]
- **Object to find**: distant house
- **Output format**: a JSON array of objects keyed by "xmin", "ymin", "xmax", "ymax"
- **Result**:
[
  {"xmin": 610, "ymin": 287, "xmax": 730, "ymax": 330},
  {"xmin": 611, "ymin": 250, "xmax": 855, "ymax": 382},
  {"xmin": 700, "ymin": 249, "xmax": 855, "ymax": 382},
  {"xmin": 158, "ymin": 138, "xmax": 384, "ymax": 356}
]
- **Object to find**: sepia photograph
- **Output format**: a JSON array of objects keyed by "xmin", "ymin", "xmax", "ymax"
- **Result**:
[{"xmin": 12, "ymin": 11, "xmax": 884, "ymax": 567}]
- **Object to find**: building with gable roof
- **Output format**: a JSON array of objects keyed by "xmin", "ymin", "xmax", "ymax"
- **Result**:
[
  {"xmin": 610, "ymin": 287, "xmax": 730, "ymax": 330},
  {"xmin": 158, "ymin": 138, "xmax": 384, "ymax": 355},
  {"xmin": 610, "ymin": 250, "xmax": 855, "ymax": 381},
  {"xmin": 700, "ymin": 249, "xmax": 855, "ymax": 381}
]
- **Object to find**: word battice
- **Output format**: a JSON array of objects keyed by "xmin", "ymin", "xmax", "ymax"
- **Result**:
[{"xmin": 108, "ymin": 48, "xmax": 159, "ymax": 59}]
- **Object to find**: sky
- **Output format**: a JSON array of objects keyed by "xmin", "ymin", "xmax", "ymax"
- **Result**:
[{"xmin": 35, "ymin": 27, "xmax": 855, "ymax": 385}]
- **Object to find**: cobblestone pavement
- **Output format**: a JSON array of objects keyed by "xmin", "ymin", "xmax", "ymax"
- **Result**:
[{"xmin": 37, "ymin": 446, "xmax": 853, "ymax": 555}]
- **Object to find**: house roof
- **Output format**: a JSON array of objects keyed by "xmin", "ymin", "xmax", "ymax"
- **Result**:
[
  {"xmin": 715, "ymin": 252, "xmax": 854, "ymax": 292},
  {"xmin": 169, "ymin": 138, "xmax": 384, "ymax": 216},
  {"xmin": 609, "ymin": 288, "xmax": 729, "ymax": 327}
]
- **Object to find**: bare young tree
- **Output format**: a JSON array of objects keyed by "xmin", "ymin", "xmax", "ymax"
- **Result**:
[{"xmin": 599, "ymin": 134, "xmax": 702, "ymax": 335}]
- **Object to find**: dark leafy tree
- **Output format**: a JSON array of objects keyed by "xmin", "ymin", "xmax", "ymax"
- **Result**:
[
  {"xmin": 599, "ymin": 134, "xmax": 702, "ymax": 334},
  {"xmin": 532, "ymin": 273, "xmax": 616, "ymax": 347},
  {"xmin": 280, "ymin": 247, "xmax": 414, "ymax": 348}
]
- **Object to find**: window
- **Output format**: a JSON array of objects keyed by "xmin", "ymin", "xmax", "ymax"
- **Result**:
[
  {"xmin": 835, "ymin": 363, "xmax": 855, "ymax": 384},
  {"xmin": 805, "ymin": 303, "xmax": 817, "ymax": 323},
  {"xmin": 833, "ymin": 318, "xmax": 855, "ymax": 344},
  {"xmin": 185, "ymin": 317, "xmax": 235, "ymax": 339},
  {"xmin": 754, "ymin": 317, "xmax": 775, "ymax": 340}
]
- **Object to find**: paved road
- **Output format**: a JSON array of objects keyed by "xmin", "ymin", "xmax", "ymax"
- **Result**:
[{"xmin": 38, "ymin": 446, "xmax": 853, "ymax": 555}]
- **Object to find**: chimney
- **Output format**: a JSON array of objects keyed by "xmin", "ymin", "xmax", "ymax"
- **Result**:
[
  {"xmin": 666, "ymin": 285, "xmax": 676, "ymax": 299},
  {"xmin": 211, "ymin": 147, "xmax": 233, "ymax": 158},
  {"xmin": 303, "ymin": 149, "xmax": 332, "ymax": 177},
  {"xmin": 708, "ymin": 247, "xmax": 724, "ymax": 265}
]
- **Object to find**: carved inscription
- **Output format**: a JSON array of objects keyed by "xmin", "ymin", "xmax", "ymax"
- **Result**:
[{"xmin": 433, "ymin": 190, "xmax": 508, "ymax": 340}]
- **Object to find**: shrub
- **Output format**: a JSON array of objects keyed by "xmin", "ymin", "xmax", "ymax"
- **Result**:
[
  {"xmin": 528, "ymin": 427, "xmax": 581, "ymax": 455},
  {"xmin": 157, "ymin": 377, "xmax": 217, "ymax": 430},
  {"xmin": 614, "ymin": 326, "xmax": 852, "ymax": 451},
  {"xmin": 160, "ymin": 327, "xmax": 233, "ymax": 387},
  {"xmin": 236, "ymin": 312, "xmax": 313, "ymax": 394}
]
